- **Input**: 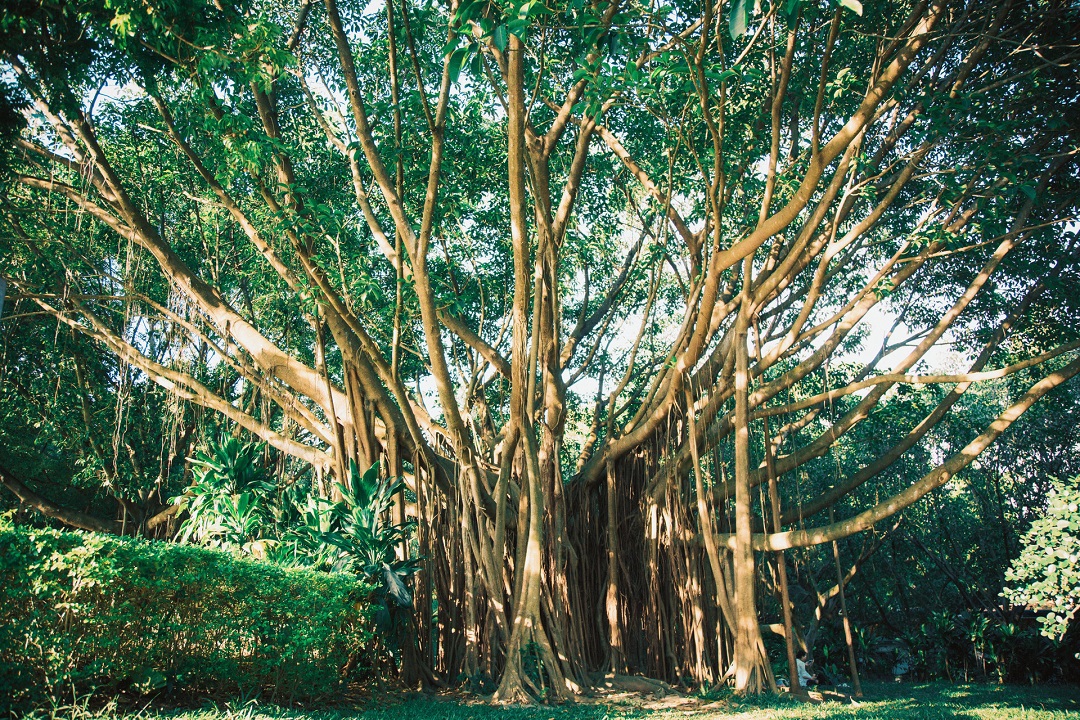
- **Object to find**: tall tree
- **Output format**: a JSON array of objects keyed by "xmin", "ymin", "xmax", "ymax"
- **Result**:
[{"xmin": 2, "ymin": 0, "xmax": 1078, "ymax": 698}]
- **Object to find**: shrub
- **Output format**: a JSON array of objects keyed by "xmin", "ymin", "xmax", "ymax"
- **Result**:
[
  {"xmin": 1004, "ymin": 475, "xmax": 1080, "ymax": 641},
  {"xmin": 0, "ymin": 520, "xmax": 376, "ymax": 711}
]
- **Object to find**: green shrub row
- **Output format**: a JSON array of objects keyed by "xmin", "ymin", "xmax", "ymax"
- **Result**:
[{"xmin": 0, "ymin": 521, "xmax": 376, "ymax": 710}]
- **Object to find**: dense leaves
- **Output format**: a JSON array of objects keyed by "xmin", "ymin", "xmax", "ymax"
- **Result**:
[
  {"xmin": 0, "ymin": 518, "xmax": 376, "ymax": 711},
  {"xmin": 1004, "ymin": 476, "xmax": 1080, "ymax": 641}
]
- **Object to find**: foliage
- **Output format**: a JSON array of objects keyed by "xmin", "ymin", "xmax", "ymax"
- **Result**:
[
  {"xmin": 1004, "ymin": 476, "xmax": 1080, "ymax": 640},
  {"xmin": 892, "ymin": 611, "xmax": 1069, "ymax": 684},
  {"xmin": 322, "ymin": 460, "xmax": 419, "ymax": 606},
  {"xmin": 781, "ymin": 379, "xmax": 1080, "ymax": 685},
  {"xmin": 0, "ymin": 519, "xmax": 376, "ymax": 712},
  {"xmin": 174, "ymin": 437, "xmax": 277, "ymax": 553},
  {"xmin": 172, "ymin": 438, "xmax": 418, "ymax": 605}
]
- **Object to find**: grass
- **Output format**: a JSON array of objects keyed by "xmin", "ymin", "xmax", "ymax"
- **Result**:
[{"xmin": 21, "ymin": 682, "xmax": 1080, "ymax": 720}]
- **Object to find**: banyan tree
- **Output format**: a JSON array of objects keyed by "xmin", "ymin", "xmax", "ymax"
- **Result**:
[{"xmin": 2, "ymin": 0, "xmax": 1079, "ymax": 700}]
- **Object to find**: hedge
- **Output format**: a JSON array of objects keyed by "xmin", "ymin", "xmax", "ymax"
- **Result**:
[{"xmin": 0, "ymin": 521, "xmax": 375, "ymax": 710}]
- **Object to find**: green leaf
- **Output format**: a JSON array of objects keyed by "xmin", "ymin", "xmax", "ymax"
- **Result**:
[
  {"xmin": 508, "ymin": 17, "xmax": 530, "ymax": 38},
  {"xmin": 448, "ymin": 46, "xmax": 472, "ymax": 84},
  {"xmin": 441, "ymin": 36, "xmax": 465, "ymax": 56},
  {"xmin": 729, "ymin": 0, "xmax": 749, "ymax": 39},
  {"xmin": 706, "ymin": 68, "xmax": 739, "ymax": 84},
  {"xmin": 493, "ymin": 24, "xmax": 509, "ymax": 52},
  {"xmin": 839, "ymin": 0, "xmax": 863, "ymax": 15}
]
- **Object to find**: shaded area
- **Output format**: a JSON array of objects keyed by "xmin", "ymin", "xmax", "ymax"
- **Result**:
[{"xmin": 28, "ymin": 683, "xmax": 1080, "ymax": 720}]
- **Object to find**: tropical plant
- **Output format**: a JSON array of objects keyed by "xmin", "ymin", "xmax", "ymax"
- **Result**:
[
  {"xmin": 173, "ymin": 437, "xmax": 276, "ymax": 555},
  {"xmin": 323, "ymin": 460, "xmax": 419, "ymax": 606},
  {"xmin": 172, "ymin": 438, "xmax": 417, "ymax": 605}
]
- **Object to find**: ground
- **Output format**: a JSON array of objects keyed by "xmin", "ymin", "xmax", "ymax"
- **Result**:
[{"xmin": 26, "ymin": 683, "xmax": 1079, "ymax": 720}]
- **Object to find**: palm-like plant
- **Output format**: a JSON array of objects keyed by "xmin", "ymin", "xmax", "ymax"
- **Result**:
[
  {"xmin": 172, "ymin": 439, "xmax": 417, "ymax": 607},
  {"xmin": 268, "ymin": 494, "xmax": 341, "ymax": 570},
  {"xmin": 322, "ymin": 461, "xmax": 419, "ymax": 607},
  {"xmin": 172, "ymin": 437, "xmax": 275, "ymax": 555}
]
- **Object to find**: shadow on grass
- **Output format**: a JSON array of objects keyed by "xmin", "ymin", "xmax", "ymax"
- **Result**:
[
  {"xmin": 325, "ymin": 683, "xmax": 1080, "ymax": 720},
  {"xmin": 21, "ymin": 681, "xmax": 1079, "ymax": 720},
  {"xmin": 861, "ymin": 681, "xmax": 1080, "ymax": 715}
]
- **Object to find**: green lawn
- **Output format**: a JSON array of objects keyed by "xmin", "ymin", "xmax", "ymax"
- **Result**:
[{"xmin": 26, "ymin": 683, "xmax": 1080, "ymax": 720}]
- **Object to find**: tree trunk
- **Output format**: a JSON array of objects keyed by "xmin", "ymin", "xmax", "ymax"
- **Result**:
[
  {"xmin": 732, "ymin": 285, "xmax": 769, "ymax": 693},
  {"xmin": 605, "ymin": 460, "xmax": 626, "ymax": 673}
]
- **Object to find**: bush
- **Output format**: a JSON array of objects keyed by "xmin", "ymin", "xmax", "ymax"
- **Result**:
[
  {"xmin": 0, "ymin": 521, "xmax": 376, "ymax": 711},
  {"xmin": 1004, "ymin": 476, "xmax": 1080, "ymax": 641}
]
